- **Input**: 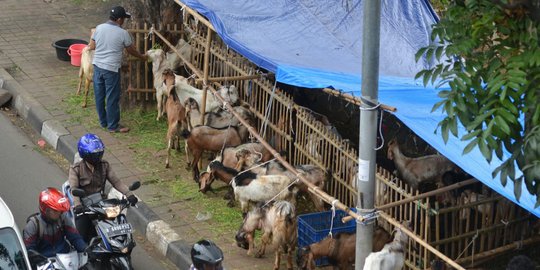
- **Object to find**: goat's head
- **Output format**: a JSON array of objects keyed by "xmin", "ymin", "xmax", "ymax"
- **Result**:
[
  {"xmin": 429, "ymin": 259, "xmax": 447, "ymax": 270},
  {"xmin": 218, "ymin": 85, "xmax": 239, "ymax": 105},
  {"xmin": 392, "ymin": 220, "xmax": 412, "ymax": 246},
  {"xmin": 387, "ymin": 138, "xmax": 398, "ymax": 160},
  {"xmin": 235, "ymin": 205, "xmax": 266, "ymax": 250},
  {"xmin": 198, "ymin": 171, "xmax": 214, "ymax": 193},
  {"xmin": 296, "ymin": 246, "xmax": 312, "ymax": 270},
  {"xmin": 184, "ymin": 97, "xmax": 200, "ymax": 113},
  {"xmin": 235, "ymin": 149, "xmax": 261, "ymax": 168},
  {"xmin": 146, "ymin": 48, "xmax": 165, "ymax": 63}
]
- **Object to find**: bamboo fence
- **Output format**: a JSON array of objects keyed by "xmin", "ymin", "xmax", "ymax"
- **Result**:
[{"xmin": 122, "ymin": 7, "xmax": 537, "ymax": 269}]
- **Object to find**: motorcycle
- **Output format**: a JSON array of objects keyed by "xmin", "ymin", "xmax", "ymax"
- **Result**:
[
  {"xmin": 66, "ymin": 181, "xmax": 141, "ymax": 270},
  {"xmin": 27, "ymin": 250, "xmax": 88, "ymax": 270}
]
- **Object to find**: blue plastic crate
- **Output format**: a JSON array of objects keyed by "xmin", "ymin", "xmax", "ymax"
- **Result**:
[{"xmin": 297, "ymin": 209, "xmax": 356, "ymax": 266}]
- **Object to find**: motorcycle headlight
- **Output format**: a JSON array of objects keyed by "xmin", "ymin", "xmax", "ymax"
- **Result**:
[{"xmin": 104, "ymin": 205, "xmax": 121, "ymax": 218}]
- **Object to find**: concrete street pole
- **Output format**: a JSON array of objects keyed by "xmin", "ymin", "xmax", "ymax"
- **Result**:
[{"xmin": 356, "ymin": 0, "xmax": 381, "ymax": 269}]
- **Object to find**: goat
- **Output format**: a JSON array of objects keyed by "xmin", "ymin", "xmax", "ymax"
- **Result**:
[
  {"xmin": 232, "ymin": 170, "xmax": 296, "ymax": 214},
  {"xmin": 147, "ymin": 49, "xmax": 175, "ymax": 121},
  {"xmin": 237, "ymin": 151, "xmax": 328, "ymax": 211},
  {"xmin": 363, "ymin": 221, "xmax": 411, "ymax": 270},
  {"xmin": 163, "ymin": 70, "xmax": 187, "ymax": 168},
  {"xmin": 235, "ymin": 201, "xmax": 297, "ymax": 270},
  {"xmin": 297, "ymin": 227, "xmax": 392, "ymax": 270},
  {"xmin": 387, "ymin": 138, "xmax": 459, "ymax": 190},
  {"xmin": 76, "ymin": 46, "xmax": 94, "ymax": 108},
  {"xmin": 198, "ymin": 142, "xmax": 272, "ymax": 194},
  {"xmin": 163, "ymin": 70, "xmax": 239, "ymax": 115},
  {"xmin": 181, "ymin": 125, "xmax": 243, "ymax": 182},
  {"xmin": 459, "ymin": 189, "xmax": 493, "ymax": 222},
  {"xmin": 296, "ymin": 232, "xmax": 355, "ymax": 270},
  {"xmin": 184, "ymin": 97, "xmax": 253, "ymax": 142}
]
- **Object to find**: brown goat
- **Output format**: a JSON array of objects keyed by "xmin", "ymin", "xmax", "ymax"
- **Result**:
[
  {"xmin": 181, "ymin": 125, "xmax": 242, "ymax": 182},
  {"xmin": 297, "ymin": 227, "xmax": 392, "ymax": 270},
  {"xmin": 297, "ymin": 232, "xmax": 355, "ymax": 270},
  {"xmin": 199, "ymin": 142, "xmax": 272, "ymax": 195},
  {"xmin": 235, "ymin": 201, "xmax": 297, "ymax": 270},
  {"xmin": 163, "ymin": 70, "xmax": 187, "ymax": 168},
  {"xmin": 387, "ymin": 138, "xmax": 459, "ymax": 190}
]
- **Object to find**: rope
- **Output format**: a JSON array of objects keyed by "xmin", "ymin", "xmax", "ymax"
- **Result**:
[
  {"xmin": 328, "ymin": 200, "xmax": 339, "ymax": 237},
  {"xmin": 455, "ymin": 230, "xmax": 479, "ymax": 261},
  {"xmin": 230, "ymin": 158, "xmax": 277, "ymax": 185},
  {"xmin": 260, "ymin": 80, "xmax": 277, "ymax": 139},
  {"xmin": 374, "ymin": 109, "xmax": 385, "ymax": 151},
  {"xmin": 262, "ymin": 178, "xmax": 299, "ymax": 208}
]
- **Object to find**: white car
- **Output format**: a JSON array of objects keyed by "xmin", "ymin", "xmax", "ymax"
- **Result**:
[{"xmin": 0, "ymin": 196, "xmax": 32, "ymax": 270}]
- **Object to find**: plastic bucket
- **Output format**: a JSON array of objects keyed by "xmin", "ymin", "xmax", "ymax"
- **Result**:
[
  {"xmin": 67, "ymin": 44, "xmax": 87, "ymax": 67},
  {"xmin": 52, "ymin": 39, "xmax": 88, "ymax": 61}
]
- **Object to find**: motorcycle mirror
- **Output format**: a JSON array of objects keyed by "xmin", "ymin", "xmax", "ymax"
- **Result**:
[
  {"xmin": 129, "ymin": 181, "xmax": 141, "ymax": 191},
  {"xmin": 71, "ymin": 188, "xmax": 86, "ymax": 197}
]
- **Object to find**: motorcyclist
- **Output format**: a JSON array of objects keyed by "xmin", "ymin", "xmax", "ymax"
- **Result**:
[
  {"xmin": 190, "ymin": 239, "xmax": 224, "ymax": 270},
  {"xmin": 23, "ymin": 188, "xmax": 87, "ymax": 258},
  {"xmin": 68, "ymin": 133, "xmax": 138, "ymax": 241}
]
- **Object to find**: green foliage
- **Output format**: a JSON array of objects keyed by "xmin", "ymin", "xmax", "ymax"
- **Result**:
[{"xmin": 417, "ymin": 0, "xmax": 540, "ymax": 205}]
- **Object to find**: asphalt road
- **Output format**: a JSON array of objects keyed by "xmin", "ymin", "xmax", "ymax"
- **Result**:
[{"xmin": 0, "ymin": 112, "xmax": 176, "ymax": 270}]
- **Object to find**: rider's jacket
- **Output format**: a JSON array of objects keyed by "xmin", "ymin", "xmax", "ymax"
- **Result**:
[
  {"xmin": 23, "ymin": 213, "xmax": 86, "ymax": 257},
  {"xmin": 68, "ymin": 160, "xmax": 132, "ymax": 207}
]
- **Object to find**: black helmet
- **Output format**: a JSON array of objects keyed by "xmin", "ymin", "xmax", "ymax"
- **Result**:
[{"xmin": 191, "ymin": 239, "xmax": 224, "ymax": 270}]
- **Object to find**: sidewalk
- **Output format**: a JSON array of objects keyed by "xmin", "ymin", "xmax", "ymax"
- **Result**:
[{"xmin": 0, "ymin": 0, "xmax": 276, "ymax": 269}]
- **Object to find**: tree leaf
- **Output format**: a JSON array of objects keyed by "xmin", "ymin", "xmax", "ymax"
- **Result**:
[
  {"xmin": 514, "ymin": 177, "xmax": 522, "ymax": 202},
  {"xmin": 494, "ymin": 115, "xmax": 511, "ymax": 135},
  {"xmin": 478, "ymin": 137, "xmax": 492, "ymax": 162},
  {"xmin": 463, "ymin": 137, "xmax": 479, "ymax": 155},
  {"xmin": 461, "ymin": 129, "xmax": 482, "ymax": 141},
  {"xmin": 415, "ymin": 47, "xmax": 428, "ymax": 62}
]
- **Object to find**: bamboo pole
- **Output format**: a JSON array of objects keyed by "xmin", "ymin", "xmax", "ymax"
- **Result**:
[
  {"xmin": 200, "ymin": 27, "xmax": 212, "ymax": 125},
  {"xmin": 195, "ymin": 74, "xmax": 263, "ymax": 83},
  {"xmin": 378, "ymin": 212, "xmax": 466, "ymax": 270},
  {"xmin": 455, "ymin": 236, "xmax": 540, "ymax": 265},
  {"xmin": 174, "ymin": 0, "xmax": 216, "ymax": 31},
  {"xmin": 322, "ymin": 88, "xmax": 396, "ymax": 112}
]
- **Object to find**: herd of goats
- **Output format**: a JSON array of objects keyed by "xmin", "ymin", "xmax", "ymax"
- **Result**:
[{"xmin": 73, "ymin": 36, "xmax": 534, "ymax": 270}]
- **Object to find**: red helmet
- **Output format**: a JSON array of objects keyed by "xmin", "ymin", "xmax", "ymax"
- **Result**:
[{"xmin": 39, "ymin": 187, "xmax": 70, "ymax": 215}]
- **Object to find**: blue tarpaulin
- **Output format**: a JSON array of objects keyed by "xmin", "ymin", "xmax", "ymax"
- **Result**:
[{"xmin": 180, "ymin": 0, "xmax": 537, "ymax": 216}]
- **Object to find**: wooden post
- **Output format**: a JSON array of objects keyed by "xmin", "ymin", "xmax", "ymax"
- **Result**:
[{"xmin": 200, "ymin": 27, "xmax": 212, "ymax": 125}]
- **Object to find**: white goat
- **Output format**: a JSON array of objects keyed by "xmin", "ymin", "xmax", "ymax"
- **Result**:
[
  {"xmin": 232, "ymin": 170, "xmax": 296, "ymax": 214},
  {"xmin": 147, "ymin": 48, "xmax": 174, "ymax": 121},
  {"xmin": 76, "ymin": 46, "xmax": 94, "ymax": 108},
  {"xmin": 165, "ymin": 71, "xmax": 239, "ymax": 114},
  {"xmin": 363, "ymin": 222, "xmax": 411, "ymax": 270}
]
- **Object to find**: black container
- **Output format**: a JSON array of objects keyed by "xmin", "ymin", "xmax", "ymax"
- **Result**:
[{"xmin": 52, "ymin": 39, "xmax": 88, "ymax": 61}]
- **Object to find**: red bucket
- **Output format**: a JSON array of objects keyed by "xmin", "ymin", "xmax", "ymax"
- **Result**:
[{"xmin": 67, "ymin": 44, "xmax": 87, "ymax": 67}]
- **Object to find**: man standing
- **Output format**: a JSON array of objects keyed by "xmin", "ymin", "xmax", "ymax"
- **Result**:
[{"xmin": 88, "ymin": 6, "xmax": 147, "ymax": 133}]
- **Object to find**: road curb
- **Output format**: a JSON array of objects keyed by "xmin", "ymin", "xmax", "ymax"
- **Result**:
[{"xmin": 0, "ymin": 68, "xmax": 190, "ymax": 269}]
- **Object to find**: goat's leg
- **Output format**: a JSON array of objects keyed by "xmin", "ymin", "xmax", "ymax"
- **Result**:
[
  {"xmin": 185, "ymin": 141, "xmax": 192, "ymax": 169},
  {"xmin": 246, "ymin": 233, "xmax": 255, "ymax": 256},
  {"xmin": 165, "ymin": 138, "xmax": 172, "ymax": 168},
  {"xmin": 82, "ymin": 78, "xmax": 91, "ymax": 108},
  {"xmin": 256, "ymin": 232, "xmax": 271, "ymax": 258},
  {"xmin": 273, "ymin": 249, "xmax": 281, "ymax": 270},
  {"xmin": 285, "ymin": 246, "xmax": 293, "ymax": 270},
  {"xmin": 76, "ymin": 69, "xmax": 84, "ymax": 95},
  {"xmin": 156, "ymin": 93, "xmax": 163, "ymax": 121},
  {"xmin": 191, "ymin": 150, "xmax": 202, "ymax": 182}
]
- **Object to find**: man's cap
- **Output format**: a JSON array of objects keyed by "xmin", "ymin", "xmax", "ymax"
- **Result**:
[{"xmin": 110, "ymin": 6, "xmax": 131, "ymax": 19}]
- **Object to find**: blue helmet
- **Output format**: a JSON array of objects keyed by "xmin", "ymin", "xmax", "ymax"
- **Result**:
[{"xmin": 77, "ymin": 133, "xmax": 105, "ymax": 164}]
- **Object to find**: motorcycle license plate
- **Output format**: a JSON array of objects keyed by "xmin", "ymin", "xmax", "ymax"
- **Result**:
[{"xmin": 105, "ymin": 223, "xmax": 132, "ymax": 237}]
